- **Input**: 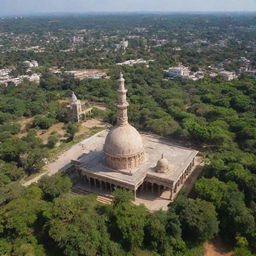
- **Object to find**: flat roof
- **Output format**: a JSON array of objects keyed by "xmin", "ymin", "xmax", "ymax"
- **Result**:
[{"xmin": 76, "ymin": 130, "xmax": 198, "ymax": 189}]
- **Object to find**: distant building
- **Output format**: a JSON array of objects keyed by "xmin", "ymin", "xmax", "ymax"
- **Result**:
[
  {"xmin": 73, "ymin": 36, "xmax": 84, "ymax": 44},
  {"xmin": 164, "ymin": 64, "xmax": 190, "ymax": 78},
  {"xmin": 219, "ymin": 71, "xmax": 237, "ymax": 81},
  {"xmin": 120, "ymin": 38, "xmax": 129, "ymax": 49},
  {"xmin": 48, "ymin": 66, "xmax": 62, "ymax": 76},
  {"xmin": 114, "ymin": 39, "xmax": 129, "ymax": 51},
  {"xmin": 0, "ymin": 68, "xmax": 12, "ymax": 80},
  {"xmin": 117, "ymin": 59, "xmax": 154, "ymax": 66},
  {"xmin": 0, "ymin": 68, "xmax": 40, "ymax": 86},
  {"xmin": 31, "ymin": 60, "xmax": 39, "ymax": 67},
  {"xmin": 29, "ymin": 73, "xmax": 40, "ymax": 84},
  {"xmin": 64, "ymin": 69, "xmax": 108, "ymax": 80},
  {"xmin": 68, "ymin": 92, "xmax": 92, "ymax": 122},
  {"xmin": 23, "ymin": 60, "xmax": 38, "ymax": 68},
  {"xmin": 155, "ymin": 39, "xmax": 168, "ymax": 47},
  {"xmin": 209, "ymin": 73, "xmax": 218, "ymax": 78}
]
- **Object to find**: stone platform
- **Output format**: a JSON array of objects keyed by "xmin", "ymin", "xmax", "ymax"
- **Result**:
[{"xmin": 71, "ymin": 129, "xmax": 198, "ymax": 202}]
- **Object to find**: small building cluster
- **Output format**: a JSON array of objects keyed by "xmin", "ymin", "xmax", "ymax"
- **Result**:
[
  {"xmin": 0, "ymin": 68, "xmax": 40, "ymax": 86},
  {"xmin": 164, "ymin": 64, "xmax": 205, "ymax": 81},
  {"xmin": 64, "ymin": 69, "xmax": 109, "ymax": 80},
  {"xmin": 117, "ymin": 59, "xmax": 154, "ymax": 66}
]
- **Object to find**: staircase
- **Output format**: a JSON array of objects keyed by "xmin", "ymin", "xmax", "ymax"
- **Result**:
[
  {"xmin": 96, "ymin": 195, "xmax": 112, "ymax": 205},
  {"xmin": 72, "ymin": 185, "xmax": 113, "ymax": 205}
]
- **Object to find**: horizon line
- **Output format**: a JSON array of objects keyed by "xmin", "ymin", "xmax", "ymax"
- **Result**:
[{"xmin": 1, "ymin": 10, "xmax": 256, "ymax": 18}]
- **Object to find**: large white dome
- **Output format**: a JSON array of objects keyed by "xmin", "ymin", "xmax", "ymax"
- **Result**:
[{"xmin": 104, "ymin": 124, "xmax": 144, "ymax": 157}]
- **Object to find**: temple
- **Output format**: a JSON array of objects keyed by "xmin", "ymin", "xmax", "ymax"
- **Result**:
[
  {"xmin": 68, "ymin": 91, "xmax": 92, "ymax": 122},
  {"xmin": 71, "ymin": 73, "xmax": 199, "ymax": 207}
]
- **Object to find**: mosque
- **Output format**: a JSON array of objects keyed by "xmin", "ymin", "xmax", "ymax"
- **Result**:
[{"xmin": 71, "ymin": 73, "xmax": 198, "ymax": 203}]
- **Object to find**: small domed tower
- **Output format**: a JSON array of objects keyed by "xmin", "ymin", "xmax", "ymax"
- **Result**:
[{"xmin": 155, "ymin": 154, "xmax": 170, "ymax": 173}]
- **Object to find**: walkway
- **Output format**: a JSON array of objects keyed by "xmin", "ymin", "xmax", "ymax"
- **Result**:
[{"xmin": 23, "ymin": 130, "xmax": 106, "ymax": 186}]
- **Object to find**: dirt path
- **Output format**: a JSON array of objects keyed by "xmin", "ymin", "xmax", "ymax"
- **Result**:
[
  {"xmin": 76, "ymin": 119, "xmax": 106, "ymax": 137},
  {"xmin": 204, "ymin": 238, "xmax": 233, "ymax": 256},
  {"xmin": 17, "ymin": 117, "xmax": 34, "ymax": 138}
]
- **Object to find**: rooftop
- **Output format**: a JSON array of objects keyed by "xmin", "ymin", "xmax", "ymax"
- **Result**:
[{"xmin": 76, "ymin": 130, "xmax": 198, "ymax": 190}]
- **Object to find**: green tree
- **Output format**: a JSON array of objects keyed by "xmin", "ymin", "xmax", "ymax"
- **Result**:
[
  {"xmin": 33, "ymin": 115, "xmax": 55, "ymax": 129},
  {"xmin": 173, "ymin": 198, "xmax": 219, "ymax": 243},
  {"xmin": 20, "ymin": 148, "xmax": 48, "ymax": 175},
  {"xmin": 47, "ymin": 134, "xmax": 58, "ymax": 149},
  {"xmin": 38, "ymin": 174, "xmax": 72, "ymax": 200},
  {"xmin": 44, "ymin": 194, "xmax": 122, "ymax": 256},
  {"xmin": 66, "ymin": 123, "xmax": 78, "ymax": 141},
  {"xmin": 194, "ymin": 177, "xmax": 228, "ymax": 209},
  {"xmin": 110, "ymin": 201, "xmax": 148, "ymax": 250},
  {"xmin": 112, "ymin": 188, "xmax": 133, "ymax": 206}
]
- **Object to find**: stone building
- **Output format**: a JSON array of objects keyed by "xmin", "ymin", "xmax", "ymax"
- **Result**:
[
  {"xmin": 164, "ymin": 64, "xmax": 190, "ymax": 78},
  {"xmin": 71, "ymin": 73, "xmax": 198, "ymax": 203},
  {"xmin": 68, "ymin": 92, "xmax": 92, "ymax": 122}
]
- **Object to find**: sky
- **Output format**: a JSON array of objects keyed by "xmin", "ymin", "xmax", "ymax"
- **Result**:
[{"xmin": 1, "ymin": 0, "xmax": 256, "ymax": 16}]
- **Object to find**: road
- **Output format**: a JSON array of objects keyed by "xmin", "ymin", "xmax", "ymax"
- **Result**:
[{"xmin": 23, "ymin": 130, "xmax": 106, "ymax": 186}]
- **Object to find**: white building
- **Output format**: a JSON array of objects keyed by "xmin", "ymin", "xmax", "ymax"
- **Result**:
[
  {"xmin": 23, "ymin": 60, "xmax": 38, "ymax": 68},
  {"xmin": 117, "ymin": 59, "xmax": 154, "ymax": 66},
  {"xmin": 114, "ymin": 39, "xmax": 129, "ymax": 51},
  {"xmin": 164, "ymin": 65, "xmax": 190, "ymax": 78},
  {"xmin": 29, "ymin": 73, "xmax": 40, "ymax": 84},
  {"xmin": 120, "ymin": 38, "xmax": 129, "ymax": 49},
  {"xmin": 0, "ymin": 68, "xmax": 12, "ymax": 80}
]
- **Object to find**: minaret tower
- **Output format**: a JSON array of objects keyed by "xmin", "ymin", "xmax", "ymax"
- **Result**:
[
  {"xmin": 116, "ymin": 73, "xmax": 129, "ymax": 126},
  {"xmin": 103, "ymin": 73, "xmax": 145, "ymax": 172}
]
